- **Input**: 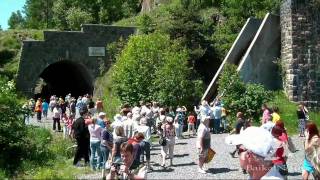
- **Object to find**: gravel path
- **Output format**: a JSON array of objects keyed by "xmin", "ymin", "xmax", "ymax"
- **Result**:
[
  {"xmin": 29, "ymin": 114, "xmax": 306, "ymax": 179},
  {"xmin": 146, "ymin": 133, "xmax": 304, "ymax": 179},
  {"xmin": 79, "ymin": 133, "xmax": 306, "ymax": 179}
]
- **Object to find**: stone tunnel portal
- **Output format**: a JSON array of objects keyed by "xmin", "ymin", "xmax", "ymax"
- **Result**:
[{"xmin": 36, "ymin": 60, "xmax": 93, "ymax": 100}]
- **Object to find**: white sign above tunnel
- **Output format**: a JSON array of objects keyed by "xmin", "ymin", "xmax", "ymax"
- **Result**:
[{"xmin": 88, "ymin": 47, "xmax": 105, "ymax": 56}]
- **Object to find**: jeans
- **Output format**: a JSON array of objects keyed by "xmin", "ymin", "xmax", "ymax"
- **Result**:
[
  {"xmin": 90, "ymin": 140, "xmax": 102, "ymax": 170},
  {"xmin": 213, "ymin": 118, "xmax": 221, "ymax": 133},
  {"xmin": 63, "ymin": 125, "xmax": 69, "ymax": 139},
  {"xmin": 175, "ymin": 124, "xmax": 183, "ymax": 138},
  {"xmin": 139, "ymin": 141, "xmax": 151, "ymax": 162},
  {"xmin": 100, "ymin": 145, "xmax": 110, "ymax": 169},
  {"xmin": 188, "ymin": 123, "xmax": 195, "ymax": 135},
  {"xmin": 42, "ymin": 110, "xmax": 48, "ymax": 118}
]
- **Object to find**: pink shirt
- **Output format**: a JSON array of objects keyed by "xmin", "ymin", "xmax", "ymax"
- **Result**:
[{"xmin": 88, "ymin": 124, "xmax": 103, "ymax": 142}]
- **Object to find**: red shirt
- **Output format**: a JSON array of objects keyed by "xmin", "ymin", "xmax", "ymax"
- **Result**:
[{"xmin": 188, "ymin": 115, "xmax": 196, "ymax": 124}]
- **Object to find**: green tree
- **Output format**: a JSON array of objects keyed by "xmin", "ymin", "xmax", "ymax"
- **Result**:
[
  {"xmin": 217, "ymin": 63, "xmax": 270, "ymax": 123},
  {"xmin": 23, "ymin": 0, "xmax": 55, "ymax": 28},
  {"xmin": 212, "ymin": 0, "xmax": 280, "ymax": 59},
  {"xmin": 66, "ymin": 7, "xmax": 93, "ymax": 30},
  {"xmin": 99, "ymin": 0, "xmax": 140, "ymax": 24},
  {"xmin": 52, "ymin": 0, "xmax": 73, "ymax": 30},
  {"xmin": 8, "ymin": 10, "xmax": 25, "ymax": 29},
  {"xmin": 0, "ymin": 77, "xmax": 27, "ymax": 174},
  {"xmin": 112, "ymin": 33, "xmax": 203, "ymax": 106}
]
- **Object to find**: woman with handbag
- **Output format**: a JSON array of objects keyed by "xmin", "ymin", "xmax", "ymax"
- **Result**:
[{"xmin": 160, "ymin": 116, "xmax": 176, "ymax": 167}]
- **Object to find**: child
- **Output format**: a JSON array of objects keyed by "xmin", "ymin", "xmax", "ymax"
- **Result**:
[{"xmin": 187, "ymin": 112, "xmax": 196, "ymax": 137}]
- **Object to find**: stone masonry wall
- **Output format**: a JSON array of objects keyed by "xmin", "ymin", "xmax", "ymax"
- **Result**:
[
  {"xmin": 16, "ymin": 24, "xmax": 136, "ymax": 96},
  {"xmin": 281, "ymin": 0, "xmax": 320, "ymax": 108}
]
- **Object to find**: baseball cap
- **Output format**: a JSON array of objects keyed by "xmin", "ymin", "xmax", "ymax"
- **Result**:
[
  {"xmin": 113, "ymin": 114, "xmax": 122, "ymax": 122},
  {"xmin": 166, "ymin": 117, "xmax": 174, "ymax": 123},
  {"xmin": 225, "ymin": 127, "xmax": 279, "ymax": 158},
  {"xmin": 98, "ymin": 112, "xmax": 106, "ymax": 117}
]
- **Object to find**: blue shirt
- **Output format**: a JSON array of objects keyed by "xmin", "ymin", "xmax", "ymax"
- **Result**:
[
  {"xmin": 97, "ymin": 118, "xmax": 105, "ymax": 128},
  {"xmin": 213, "ymin": 106, "xmax": 222, "ymax": 119},
  {"xmin": 42, "ymin": 102, "xmax": 49, "ymax": 111}
]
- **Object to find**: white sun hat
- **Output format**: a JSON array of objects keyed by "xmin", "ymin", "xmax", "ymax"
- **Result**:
[{"xmin": 225, "ymin": 126, "xmax": 279, "ymax": 158}]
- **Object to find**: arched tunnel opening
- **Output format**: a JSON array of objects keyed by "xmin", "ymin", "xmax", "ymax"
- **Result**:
[{"xmin": 35, "ymin": 60, "xmax": 94, "ymax": 101}]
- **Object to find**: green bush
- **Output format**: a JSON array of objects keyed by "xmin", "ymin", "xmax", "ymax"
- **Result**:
[
  {"xmin": 112, "ymin": 32, "xmax": 204, "ymax": 106},
  {"xmin": 0, "ymin": 49, "xmax": 16, "ymax": 63},
  {"xmin": 0, "ymin": 76, "xmax": 27, "ymax": 175},
  {"xmin": 218, "ymin": 64, "xmax": 271, "ymax": 123}
]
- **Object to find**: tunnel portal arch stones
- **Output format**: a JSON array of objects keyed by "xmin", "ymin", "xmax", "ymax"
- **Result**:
[{"xmin": 16, "ymin": 24, "xmax": 136, "ymax": 97}]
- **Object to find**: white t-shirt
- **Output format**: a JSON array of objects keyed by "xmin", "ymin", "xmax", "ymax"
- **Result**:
[
  {"xmin": 135, "ymin": 125, "xmax": 151, "ymax": 142},
  {"xmin": 53, "ymin": 107, "xmax": 61, "ymax": 119},
  {"xmin": 196, "ymin": 123, "xmax": 210, "ymax": 149},
  {"xmin": 123, "ymin": 119, "xmax": 137, "ymax": 138}
]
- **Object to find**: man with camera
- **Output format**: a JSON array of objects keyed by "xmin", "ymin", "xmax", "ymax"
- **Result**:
[{"xmin": 107, "ymin": 142, "xmax": 146, "ymax": 180}]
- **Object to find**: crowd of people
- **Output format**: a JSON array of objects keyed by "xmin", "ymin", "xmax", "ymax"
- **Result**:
[{"xmin": 22, "ymin": 93, "xmax": 320, "ymax": 180}]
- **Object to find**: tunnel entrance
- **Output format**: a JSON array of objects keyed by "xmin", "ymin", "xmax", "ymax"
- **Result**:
[{"xmin": 35, "ymin": 60, "xmax": 94, "ymax": 101}]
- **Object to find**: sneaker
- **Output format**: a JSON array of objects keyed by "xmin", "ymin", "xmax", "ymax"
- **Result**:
[
  {"xmin": 198, "ymin": 168, "xmax": 206, "ymax": 174},
  {"xmin": 202, "ymin": 165, "xmax": 208, "ymax": 171},
  {"xmin": 229, "ymin": 152, "xmax": 235, "ymax": 158}
]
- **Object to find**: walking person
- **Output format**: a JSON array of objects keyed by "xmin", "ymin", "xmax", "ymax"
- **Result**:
[
  {"xmin": 42, "ymin": 100, "xmax": 49, "ymax": 120},
  {"xmin": 35, "ymin": 98, "xmax": 42, "ymax": 122},
  {"xmin": 88, "ymin": 117, "xmax": 103, "ymax": 171},
  {"xmin": 95, "ymin": 98, "xmax": 104, "ymax": 113},
  {"xmin": 271, "ymin": 125, "xmax": 288, "ymax": 179},
  {"xmin": 52, "ymin": 104, "xmax": 62, "ymax": 132},
  {"xmin": 187, "ymin": 112, "xmax": 196, "ymax": 137},
  {"xmin": 101, "ymin": 119, "xmax": 113, "ymax": 178},
  {"xmin": 175, "ymin": 106, "xmax": 186, "ymax": 139},
  {"xmin": 197, "ymin": 116, "xmax": 211, "ymax": 174},
  {"xmin": 302, "ymin": 123, "xmax": 320, "ymax": 180},
  {"xmin": 229, "ymin": 112, "xmax": 246, "ymax": 158},
  {"xmin": 212, "ymin": 102, "xmax": 222, "ymax": 134},
  {"xmin": 161, "ymin": 117, "xmax": 176, "ymax": 167},
  {"xmin": 72, "ymin": 106, "xmax": 90, "ymax": 166},
  {"xmin": 297, "ymin": 104, "xmax": 308, "ymax": 137}
]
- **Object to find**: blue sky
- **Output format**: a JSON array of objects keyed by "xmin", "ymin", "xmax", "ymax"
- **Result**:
[{"xmin": 0, "ymin": 0, "xmax": 26, "ymax": 30}]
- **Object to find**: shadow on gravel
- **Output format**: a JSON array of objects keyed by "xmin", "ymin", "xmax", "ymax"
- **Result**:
[
  {"xmin": 207, "ymin": 168, "xmax": 238, "ymax": 174},
  {"xmin": 172, "ymin": 162, "xmax": 196, "ymax": 167},
  {"xmin": 288, "ymin": 172, "xmax": 301, "ymax": 176},
  {"xmin": 175, "ymin": 142, "xmax": 188, "ymax": 145},
  {"xmin": 174, "ymin": 153, "xmax": 189, "ymax": 158},
  {"xmin": 151, "ymin": 167, "xmax": 174, "ymax": 172}
]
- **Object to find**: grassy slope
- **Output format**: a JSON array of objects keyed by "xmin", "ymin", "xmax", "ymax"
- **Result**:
[
  {"xmin": 269, "ymin": 91, "xmax": 320, "ymax": 135},
  {"xmin": 0, "ymin": 29, "xmax": 43, "ymax": 78},
  {"xmin": 94, "ymin": 66, "xmax": 122, "ymax": 119}
]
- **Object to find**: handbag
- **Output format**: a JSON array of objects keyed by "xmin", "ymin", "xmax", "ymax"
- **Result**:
[
  {"xmin": 205, "ymin": 148, "xmax": 216, "ymax": 163},
  {"xmin": 159, "ymin": 124, "xmax": 167, "ymax": 146}
]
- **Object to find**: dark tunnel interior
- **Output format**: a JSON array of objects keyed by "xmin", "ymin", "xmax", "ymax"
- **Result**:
[{"xmin": 35, "ymin": 60, "xmax": 93, "ymax": 101}]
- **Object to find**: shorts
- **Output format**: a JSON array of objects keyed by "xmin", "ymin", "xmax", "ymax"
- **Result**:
[{"xmin": 198, "ymin": 148, "xmax": 208, "ymax": 158}]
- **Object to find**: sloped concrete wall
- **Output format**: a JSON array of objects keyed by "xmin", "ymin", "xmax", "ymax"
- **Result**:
[
  {"xmin": 238, "ymin": 13, "xmax": 282, "ymax": 90},
  {"xmin": 202, "ymin": 18, "xmax": 262, "ymax": 100}
]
